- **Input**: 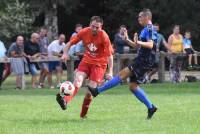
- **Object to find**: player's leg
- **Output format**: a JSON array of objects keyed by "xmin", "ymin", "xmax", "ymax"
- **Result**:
[
  {"xmin": 88, "ymin": 67, "xmax": 132, "ymax": 97},
  {"xmin": 129, "ymin": 81, "xmax": 157, "ymax": 119},
  {"xmin": 80, "ymin": 86, "xmax": 94, "ymax": 118},
  {"xmin": 63, "ymin": 71, "xmax": 87, "ymax": 103},
  {"xmin": 56, "ymin": 71, "xmax": 87, "ymax": 110},
  {"xmin": 80, "ymin": 64, "xmax": 106, "ymax": 118}
]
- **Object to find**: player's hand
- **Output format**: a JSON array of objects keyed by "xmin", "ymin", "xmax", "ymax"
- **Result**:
[
  {"xmin": 105, "ymin": 73, "xmax": 113, "ymax": 81},
  {"xmin": 61, "ymin": 54, "xmax": 69, "ymax": 62}
]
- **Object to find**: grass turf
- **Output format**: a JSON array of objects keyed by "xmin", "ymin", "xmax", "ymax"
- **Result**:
[{"xmin": 0, "ymin": 78, "xmax": 200, "ymax": 134}]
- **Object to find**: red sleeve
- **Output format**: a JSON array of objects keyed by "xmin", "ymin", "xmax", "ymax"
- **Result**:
[
  {"xmin": 103, "ymin": 31, "xmax": 113, "ymax": 57},
  {"xmin": 69, "ymin": 28, "xmax": 88, "ymax": 46}
]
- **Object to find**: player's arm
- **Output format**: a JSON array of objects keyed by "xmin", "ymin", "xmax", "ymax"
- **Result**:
[
  {"xmin": 123, "ymin": 29, "xmax": 137, "ymax": 48},
  {"xmin": 106, "ymin": 55, "xmax": 113, "ymax": 79},
  {"xmin": 62, "ymin": 31, "xmax": 83, "ymax": 61}
]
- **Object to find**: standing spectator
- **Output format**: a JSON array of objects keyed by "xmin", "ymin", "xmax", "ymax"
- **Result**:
[
  {"xmin": 168, "ymin": 25, "xmax": 183, "ymax": 83},
  {"xmin": 25, "ymin": 33, "xmax": 41, "ymax": 88},
  {"xmin": 38, "ymin": 27, "xmax": 50, "ymax": 88},
  {"xmin": 8, "ymin": 36, "xmax": 26, "ymax": 89},
  {"xmin": 114, "ymin": 25, "xmax": 130, "ymax": 54},
  {"xmin": 48, "ymin": 34, "xmax": 65, "ymax": 88},
  {"xmin": 68, "ymin": 24, "xmax": 85, "ymax": 69},
  {"xmin": 0, "ymin": 40, "xmax": 7, "ymax": 89},
  {"xmin": 183, "ymin": 31, "xmax": 200, "ymax": 70}
]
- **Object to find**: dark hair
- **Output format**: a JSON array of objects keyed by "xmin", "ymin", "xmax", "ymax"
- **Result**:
[
  {"xmin": 75, "ymin": 24, "xmax": 83, "ymax": 28},
  {"xmin": 90, "ymin": 16, "xmax": 103, "ymax": 24},
  {"xmin": 141, "ymin": 8, "xmax": 152, "ymax": 19},
  {"xmin": 154, "ymin": 23, "xmax": 159, "ymax": 27},
  {"xmin": 119, "ymin": 25, "xmax": 127, "ymax": 29}
]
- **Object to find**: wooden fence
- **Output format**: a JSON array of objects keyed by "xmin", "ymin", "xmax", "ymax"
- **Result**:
[{"xmin": 0, "ymin": 51, "xmax": 200, "ymax": 89}]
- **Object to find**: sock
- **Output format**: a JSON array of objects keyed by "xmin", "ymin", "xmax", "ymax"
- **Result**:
[
  {"xmin": 98, "ymin": 75, "xmax": 122, "ymax": 93},
  {"xmin": 131, "ymin": 87, "xmax": 153, "ymax": 109},
  {"xmin": 63, "ymin": 86, "xmax": 79, "ymax": 103},
  {"xmin": 80, "ymin": 97, "xmax": 92, "ymax": 118}
]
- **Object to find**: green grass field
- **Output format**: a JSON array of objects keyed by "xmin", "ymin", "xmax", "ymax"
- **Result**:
[{"xmin": 0, "ymin": 78, "xmax": 200, "ymax": 134}]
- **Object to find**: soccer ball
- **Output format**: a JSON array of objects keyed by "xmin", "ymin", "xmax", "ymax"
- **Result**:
[{"xmin": 60, "ymin": 81, "xmax": 75, "ymax": 96}]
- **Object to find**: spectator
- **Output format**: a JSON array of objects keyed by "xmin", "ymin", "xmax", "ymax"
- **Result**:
[
  {"xmin": 0, "ymin": 40, "xmax": 7, "ymax": 89},
  {"xmin": 38, "ymin": 27, "xmax": 50, "ymax": 88},
  {"xmin": 144, "ymin": 23, "xmax": 170, "ymax": 82},
  {"xmin": 168, "ymin": 25, "xmax": 184, "ymax": 83},
  {"xmin": 8, "ymin": 36, "xmax": 27, "ymax": 89},
  {"xmin": 68, "ymin": 24, "xmax": 85, "ymax": 69},
  {"xmin": 183, "ymin": 31, "xmax": 200, "ymax": 70},
  {"xmin": 48, "ymin": 34, "xmax": 65, "ymax": 88},
  {"xmin": 114, "ymin": 25, "xmax": 130, "ymax": 54},
  {"xmin": 25, "ymin": 33, "xmax": 40, "ymax": 88}
]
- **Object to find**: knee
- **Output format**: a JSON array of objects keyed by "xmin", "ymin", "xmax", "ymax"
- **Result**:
[
  {"xmin": 129, "ymin": 82, "xmax": 138, "ymax": 92},
  {"xmin": 85, "ymin": 92, "xmax": 92, "ymax": 99}
]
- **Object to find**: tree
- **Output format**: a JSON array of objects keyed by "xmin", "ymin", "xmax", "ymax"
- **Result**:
[{"xmin": 0, "ymin": 0, "xmax": 33, "ymax": 43}]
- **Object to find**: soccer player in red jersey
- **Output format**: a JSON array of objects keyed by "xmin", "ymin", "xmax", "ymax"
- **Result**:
[{"xmin": 56, "ymin": 16, "xmax": 113, "ymax": 118}]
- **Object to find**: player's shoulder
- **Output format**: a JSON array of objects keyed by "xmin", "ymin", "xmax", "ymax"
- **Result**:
[{"xmin": 80, "ymin": 27, "xmax": 90, "ymax": 33}]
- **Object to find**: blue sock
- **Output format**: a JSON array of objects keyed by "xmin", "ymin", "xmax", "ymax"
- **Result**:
[
  {"xmin": 131, "ymin": 87, "xmax": 153, "ymax": 109},
  {"xmin": 98, "ymin": 76, "xmax": 122, "ymax": 93}
]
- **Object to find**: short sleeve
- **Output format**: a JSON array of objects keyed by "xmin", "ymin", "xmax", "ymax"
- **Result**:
[{"xmin": 70, "ymin": 28, "xmax": 88, "ymax": 45}]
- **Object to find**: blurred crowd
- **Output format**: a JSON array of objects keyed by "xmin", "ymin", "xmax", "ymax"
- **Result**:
[{"xmin": 0, "ymin": 23, "xmax": 199, "ymax": 89}]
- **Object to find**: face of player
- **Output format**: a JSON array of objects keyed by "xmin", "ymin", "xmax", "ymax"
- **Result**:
[
  {"xmin": 75, "ymin": 26, "xmax": 82, "ymax": 33},
  {"xmin": 40, "ymin": 29, "xmax": 47, "ymax": 38},
  {"xmin": 16, "ymin": 36, "xmax": 24, "ymax": 46},
  {"xmin": 59, "ymin": 35, "xmax": 65, "ymax": 44},
  {"xmin": 138, "ymin": 12, "xmax": 148, "ymax": 26},
  {"xmin": 90, "ymin": 20, "xmax": 102, "ymax": 36},
  {"xmin": 173, "ymin": 26, "xmax": 180, "ymax": 35},
  {"xmin": 185, "ymin": 32, "xmax": 191, "ymax": 39}
]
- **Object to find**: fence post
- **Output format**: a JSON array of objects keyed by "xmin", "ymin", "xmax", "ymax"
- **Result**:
[
  {"xmin": 158, "ymin": 51, "xmax": 165, "ymax": 83},
  {"xmin": 114, "ymin": 54, "xmax": 121, "ymax": 75}
]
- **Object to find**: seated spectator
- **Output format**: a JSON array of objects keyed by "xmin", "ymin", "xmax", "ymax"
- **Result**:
[
  {"xmin": 183, "ymin": 31, "xmax": 200, "ymax": 70},
  {"xmin": 114, "ymin": 25, "xmax": 130, "ymax": 54},
  {"xmin": 68, "ymin": 24, "xmax": 85, "ymax": 69},
  {"xmin": 8, "ymin": 36, "xmax": 27, "ymax": 89},
  {"xmin": 25, "ymin": 33, "xmax": 41, "ymax": 88},
  {"xmin": 38, "ymin": 27, "xmax": 50, "ymax": 88},
  {"xmin": 168, "ymin": 25, "xmax": 184, "ymax": 83},
  {"xmin": 0, "ymin": 40, "xmax": 7, "ymax": 89},
  {"xmin": 48, "ymin": 34, "xmax": 65, "ymax": 88}
]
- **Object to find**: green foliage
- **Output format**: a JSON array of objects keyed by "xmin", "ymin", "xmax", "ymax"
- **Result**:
[{"xmin": 0, "ymin": 0, "xmax": 33, "ymax": 41}]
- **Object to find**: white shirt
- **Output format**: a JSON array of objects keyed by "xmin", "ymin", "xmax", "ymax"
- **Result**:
[
  {"xmin": 48, "ymin": 40, "xmax": 65, "ymax": 57},
  {"xmin": 0, "ymin": 41, "xmax": 6, "ymax": 58}
]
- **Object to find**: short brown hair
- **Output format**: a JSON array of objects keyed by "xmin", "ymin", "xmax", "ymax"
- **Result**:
[
  {"xmin": 90, "ymin": 16, "xmax": 103, "ymax": 24},
  {"xmin": 141, "ymin": 8, "xmax": 152, "ymax": 19}
]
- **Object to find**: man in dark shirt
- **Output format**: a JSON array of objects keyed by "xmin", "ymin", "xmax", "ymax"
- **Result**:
[
  {"xmin": 114, "ymin": 25, "xmax": 130, "ymax": 54},
  {"xmin": 24, "ymin": 33, "xmax": 40, "ymax": 88}
]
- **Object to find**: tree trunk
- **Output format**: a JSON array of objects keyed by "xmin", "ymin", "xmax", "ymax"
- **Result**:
[{"xmin": 44, "ymin": 2, "xmax": 58, "ymax": 41}]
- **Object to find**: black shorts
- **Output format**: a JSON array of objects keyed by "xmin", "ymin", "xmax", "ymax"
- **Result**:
[
  {"xmin": 185, "ymin": 48, "xmax": 194, "ymax": 55},
  {"xmin": 128, "ymin": 58, "xmax": 153, "ymax": 84}
]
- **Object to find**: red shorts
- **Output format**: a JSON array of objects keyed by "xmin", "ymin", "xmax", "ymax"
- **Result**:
[{"xmin": 77, "ymin": 61, "xmax": 107, "ymax": 83}]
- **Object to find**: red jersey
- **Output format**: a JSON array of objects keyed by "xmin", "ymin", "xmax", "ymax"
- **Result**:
[{"xmin": 70, "ymin": 27, "xmax": 113, "ymax": 66}]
